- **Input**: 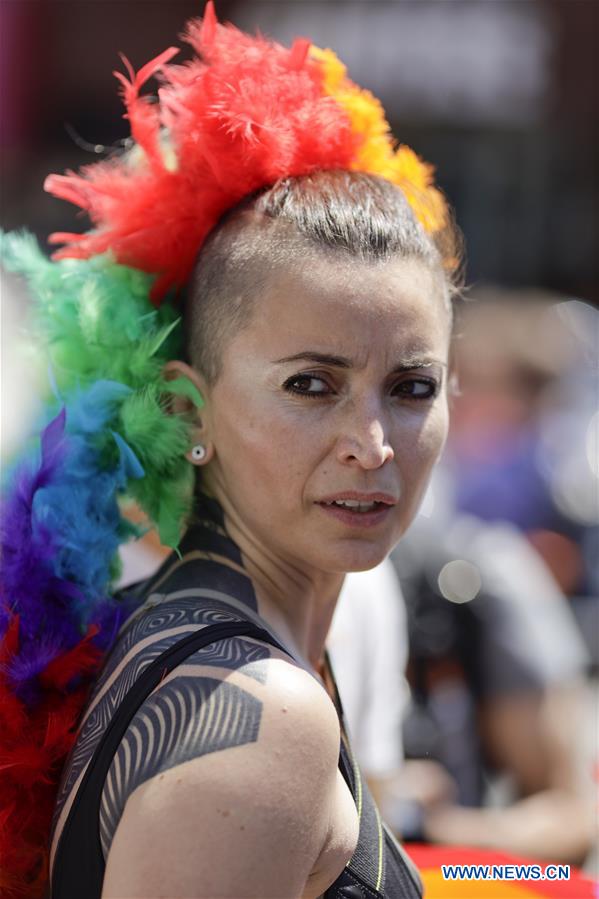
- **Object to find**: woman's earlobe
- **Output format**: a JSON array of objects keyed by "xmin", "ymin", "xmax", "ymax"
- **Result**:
[
  {"xmin": 191, "ymin": 444, "xmax": 207, "ymax": 463},
  {"xmin": 185, "ymin": 440, "xmax": 214, "ymax": 466}
]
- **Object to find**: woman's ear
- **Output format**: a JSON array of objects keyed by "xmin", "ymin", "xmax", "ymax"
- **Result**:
[{"xmin": 162, "ymin": 360, "xmax": 215, "ymax": 466}]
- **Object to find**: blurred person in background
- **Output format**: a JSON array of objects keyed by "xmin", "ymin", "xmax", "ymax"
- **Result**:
[
  {"xmin": 391, "ymin": 509, "xmax": 594, "ymax": 866},
  {"xmin": 448, "ymin": 291, "xmax": 598, "ymax": 618}
]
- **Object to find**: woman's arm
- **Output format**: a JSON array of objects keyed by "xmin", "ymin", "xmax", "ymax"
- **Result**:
[
  {"xmin": 423, "ymin": 685, "xmax": 595, "ymax": 865},
  {"xmin": 101, "ymin": 651, "xmax": 352, "ymax": 898}
]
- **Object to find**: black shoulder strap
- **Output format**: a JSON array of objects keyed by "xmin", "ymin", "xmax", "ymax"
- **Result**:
[
  {"xmin": 51, "ymin": 621, "xmax": 289, "ymax": 898},
  {"xmin": 322, "ymin": 655, "xmax": 423, "ymax": 899}
]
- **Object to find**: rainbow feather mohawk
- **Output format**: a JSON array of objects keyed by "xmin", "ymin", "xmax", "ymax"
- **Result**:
[
  {"xmin": 0, "ymin": 4, "xmax": 449, "ymax": 895},
  {"xmin": 45, "ymin": 0, "xmax": 447, "ymax": 303}
]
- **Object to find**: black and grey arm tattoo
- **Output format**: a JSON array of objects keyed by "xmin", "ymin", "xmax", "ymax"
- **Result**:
[
  {"xmin": 99, "ymin": 638, "xmax": 270, "ymax": 858},
  {"xmin": 53, "ymin": 601, "xmax": 265, "ymax": 826}
]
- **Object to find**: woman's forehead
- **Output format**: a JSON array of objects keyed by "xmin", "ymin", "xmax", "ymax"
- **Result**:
[{"xmin": 243, "ymin": 255, "xmax": 450, "ymax": 357}]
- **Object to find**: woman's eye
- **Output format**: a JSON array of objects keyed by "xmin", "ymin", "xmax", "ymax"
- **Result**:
[
  {"xmin": 284, "ymin": 374, "xmax": 331, "ymax": 397},
  {"xmin": 392, "ymin": 378, "xmax": 438, "ymax": 399}
]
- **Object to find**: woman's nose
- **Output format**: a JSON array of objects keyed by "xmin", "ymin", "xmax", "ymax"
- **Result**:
[{"xmin": 334, "ymin": 412, "xmax": 395, "ymax": 469}]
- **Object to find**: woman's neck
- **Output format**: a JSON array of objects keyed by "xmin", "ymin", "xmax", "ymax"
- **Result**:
[
  {"xmin": 192, "ymin": 502, "xmax": 344, "ymax": 670},
  {"xmin": 195, "ymin": 487, "xmax": 344, "ymax": 669},
  {"xmin": 238, "ymin": 541, "xmax": 345, "ymax": 670}
]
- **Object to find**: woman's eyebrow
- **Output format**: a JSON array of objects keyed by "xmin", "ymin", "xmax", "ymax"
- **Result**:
[
  {"xmin": 273, "ymin": 351, "xmax": 352, "ymax": 368},
  {"xmin": 391, "ymin": 359, "xmax": 448, "ymax": 373},
  {"xmin": 273, "ymin": 351, "xmax": 447, "ymax": 371}
]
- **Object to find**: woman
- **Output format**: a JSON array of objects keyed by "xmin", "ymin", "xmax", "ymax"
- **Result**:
[{"xmin": 0, "ymin": 7, "xmax": 461, "ymax": 898}]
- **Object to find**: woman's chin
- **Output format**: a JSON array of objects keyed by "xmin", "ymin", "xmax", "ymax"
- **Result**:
[
  {"xmin": 342, "ymin": 555, "xmax": 390, "ymax": 573},
  {"xmin": 315, "ymin": 541, "xmax": 393, "ymax": 575}
]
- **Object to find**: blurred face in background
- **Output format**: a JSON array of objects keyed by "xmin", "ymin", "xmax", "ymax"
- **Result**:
[
  {"xmin": 446, "ymin": 294, "xmax": 592, "ymax": 596},
  {"xmin": 449, "ymin": 297, "xmax": 568, "ymax": 460}
]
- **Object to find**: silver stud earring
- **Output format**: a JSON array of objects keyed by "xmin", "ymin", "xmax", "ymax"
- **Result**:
[{"xmin": 191, "ymin": 444, "xmax": 207, "ymax": 463}]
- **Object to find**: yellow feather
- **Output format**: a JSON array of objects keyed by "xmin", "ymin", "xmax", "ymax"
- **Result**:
[{"xmin": 311, "ymin": 46, "xmax": 446, "ymax": 233}]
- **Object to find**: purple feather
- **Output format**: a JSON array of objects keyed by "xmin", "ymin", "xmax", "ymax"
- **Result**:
[{"xmin": 1, "ymin": 389, "xmax": 144, "ymax": 701}]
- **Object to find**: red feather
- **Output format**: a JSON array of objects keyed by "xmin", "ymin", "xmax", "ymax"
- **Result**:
[
  {"xmin": 44, "ymin": 4, "xmax": 356, "ymax": 305},
  {"xmin": 39, "ymin": 625, "xmax": 101, "ymax": 690},
  {"xmin": 0, "ymin": 615, "xmax": 103, "ymax": 898}
]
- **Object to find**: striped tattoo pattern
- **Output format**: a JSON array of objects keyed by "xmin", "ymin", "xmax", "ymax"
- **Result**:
[{"xmin": 99, "ymin": 672, "xmax": 264, "ymax": 857}]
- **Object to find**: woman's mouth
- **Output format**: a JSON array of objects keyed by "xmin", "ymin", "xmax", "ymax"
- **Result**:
[{"xmin": 316, "ymin": 496, "xmax": 394, "ymax": 528}]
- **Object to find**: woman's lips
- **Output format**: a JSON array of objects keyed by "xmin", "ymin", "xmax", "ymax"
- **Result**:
[{"xmin": 316, "ymin": 500, "xmax": 393, "ymax": 528}]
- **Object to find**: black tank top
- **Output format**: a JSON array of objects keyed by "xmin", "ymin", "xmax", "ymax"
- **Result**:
[{"xmin": 50, "ymin": 500, "xmax": 422, "ymax": 898}]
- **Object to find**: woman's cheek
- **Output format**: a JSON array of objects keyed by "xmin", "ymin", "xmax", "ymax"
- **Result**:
[{"xmin": 403, "ymin": 405, "xmax": 449, "ymax": 479}]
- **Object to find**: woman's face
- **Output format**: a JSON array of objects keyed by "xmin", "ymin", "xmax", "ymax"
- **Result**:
[{"xmin": 202, "ymin": 254, "xmax": 452, "ymax": 574}]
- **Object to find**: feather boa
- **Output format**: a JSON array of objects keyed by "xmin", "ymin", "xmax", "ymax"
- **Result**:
[
  {"xmin": 1, "ymin": 232, "xmax": 197, "ymax": 549},
  {"xmin": 0, "ymin": 401, "xmax": 136, "ymax": 896},
  {"xmin": 0, "ymin": 235, "xmax": 198, "ymax": 896}
]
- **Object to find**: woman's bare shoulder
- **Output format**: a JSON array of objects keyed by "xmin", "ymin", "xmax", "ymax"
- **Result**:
[
  {"xmin": 51, "ymin": 597, "xmax": 267, "ymax": 868},
  {"xmin": 101, "ymin": 645, "xmax": 345, "ymax": 898}
]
